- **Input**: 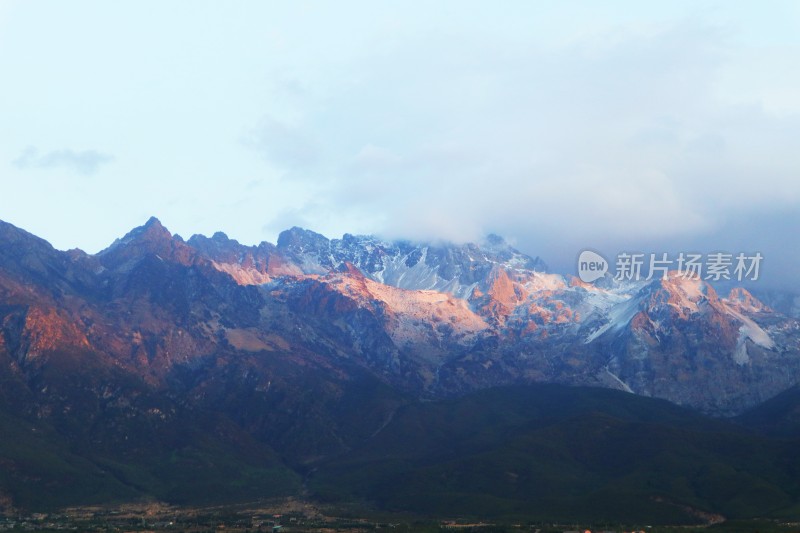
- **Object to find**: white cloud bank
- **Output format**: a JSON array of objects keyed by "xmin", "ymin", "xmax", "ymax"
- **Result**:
[{"xmin": 246, "ymin": 16, "xmax": 800, "ymax": 283}]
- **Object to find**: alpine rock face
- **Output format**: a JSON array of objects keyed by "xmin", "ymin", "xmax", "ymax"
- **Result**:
[
  {"xmin": 179, "ymin": 222, "xmax": 800, "ymax": 415},
  {"xmin": 1, "ymin": 217, "xmax": 800, "ymax": 514},
  {"xmin": 0, "ymin": 217, "xmax": 798, "ymax": 442}
]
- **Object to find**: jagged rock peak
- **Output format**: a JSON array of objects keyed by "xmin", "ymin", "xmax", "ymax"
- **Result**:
[
  {"xmin": 277, "ymin": 227, "xmax": 331, "ymax": 251},
  {"xmin": 727, "ymin": 287, "xmax": 772, "ymax": 313},
  {"xmin": 101, "ymin": 216, "xmax": 174, "ymax": 252}
]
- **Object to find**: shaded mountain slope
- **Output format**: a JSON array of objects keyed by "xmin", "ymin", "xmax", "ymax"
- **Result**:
[
  {"xmin": 311, "ymin": 385, "xmax": 800, "ymax": 524},
  {"xmin": 0, "ymin": 217, "xmax": 798, "ymax": 521}
]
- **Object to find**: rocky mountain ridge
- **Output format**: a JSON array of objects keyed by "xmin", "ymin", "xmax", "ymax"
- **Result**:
[
  {"xmin": 1, "ymin": 216, "xmax": 800, "ymax": 517},
  {"xmin": 1, "ymin": 217, "xmax": 798, "ymax": 417}
]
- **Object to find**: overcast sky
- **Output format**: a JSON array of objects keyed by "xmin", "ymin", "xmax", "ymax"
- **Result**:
[{"xmin": 1, "ymin": 1, "xmax": 799, "ymax": 288}]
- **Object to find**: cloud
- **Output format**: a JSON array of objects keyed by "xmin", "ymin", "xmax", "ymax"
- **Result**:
[
  {"xmin": 3, "ymin": 2, "xmax": 797, "ymax": 291},
  {"xmin": 242, "ymin": 115, "xmax": 321, "ymax": 171},
  {"xmin": 12, "ymin": 146, "xmax": 114, "ymax": 175},
  {"xmin": 250, "ymin": 17, "xmax": 800, "ymax": 290}
]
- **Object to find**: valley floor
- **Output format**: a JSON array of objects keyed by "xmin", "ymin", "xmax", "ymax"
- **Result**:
[{"xmin": 1, "ymin": 500, "xmax": 798, "ymax": 533}]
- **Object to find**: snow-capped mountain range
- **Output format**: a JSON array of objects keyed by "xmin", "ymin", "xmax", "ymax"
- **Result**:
[
  {"xmin": 181, "ymin": 219, "xmax": 800, "ymax": 415},
  {"xmin": 1, "ymin": 216, "xmax": 798, "ymax": 421}
]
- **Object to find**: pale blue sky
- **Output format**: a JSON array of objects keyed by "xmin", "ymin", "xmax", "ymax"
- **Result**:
[{"xmin": 1, "ymin": 1, "xmax": 799, "ymax": 286}]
